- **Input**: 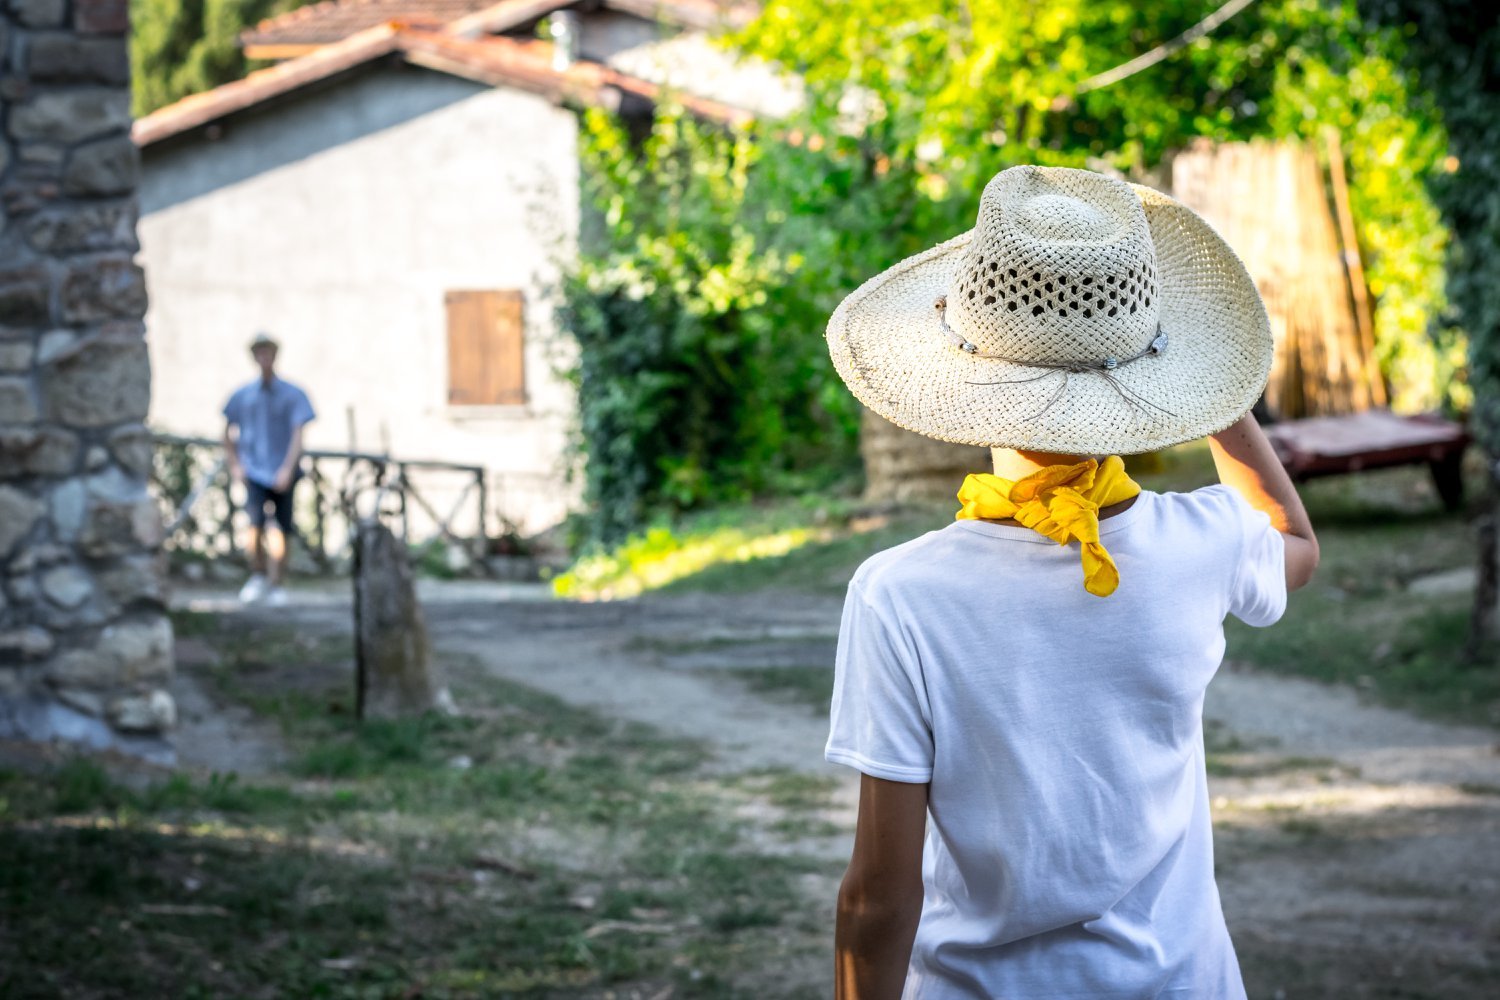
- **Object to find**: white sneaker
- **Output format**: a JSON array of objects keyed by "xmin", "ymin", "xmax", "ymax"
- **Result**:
[
  {"xmin": 263, "ymin": 586, "xmax": 290, "ymax": 607},
  {"xmin": 238, "ymin": 574, "xmax": 269, "ymax": 604}
]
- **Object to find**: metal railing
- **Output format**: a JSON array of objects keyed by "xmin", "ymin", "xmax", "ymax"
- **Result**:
[{"xmin": 151, "ymin": 434, "xmax": 492, "ymax": 573}]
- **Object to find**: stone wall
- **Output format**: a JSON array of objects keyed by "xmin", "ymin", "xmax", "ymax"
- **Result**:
[
  {"xmin": 0, "ymin": 0, "xmax": 174, "ymax": 759},
  {"xmin": 861, "ymin": 408, "xmax": 992, "ymax": 504}
]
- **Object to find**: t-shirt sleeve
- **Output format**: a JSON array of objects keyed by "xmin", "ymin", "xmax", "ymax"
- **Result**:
[
  {"xmin": 1224, "ymin": 489, "xmax": 1288, "ymax": 628},
  {"xmin": 292, "ymin": 388, "xmax": 316, "ymax": 426},
  {"xmin": 825, "ymin": 578, "xmax": 934, "ymax": 783},
  {"xmin": 222, "ymin": 390, "xmax": 240, "ymax": 425}
]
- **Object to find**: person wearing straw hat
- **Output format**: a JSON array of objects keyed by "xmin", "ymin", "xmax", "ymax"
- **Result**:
[{"xmin": 824, "ymin": 165, "xmax": 1319, "ymax": 999}]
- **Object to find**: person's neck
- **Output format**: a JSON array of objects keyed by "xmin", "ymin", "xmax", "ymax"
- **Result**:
[
  {"xmin": 259, "ymin": 372, "xmax": 276, "ymax": 387},
  {"xmin": 989, "ymin": 447, "xmax": 1092, "ymax": 479},
  {"xmin": 986, "ymin": 448, "xmax": 1139, "ymax": 520}
]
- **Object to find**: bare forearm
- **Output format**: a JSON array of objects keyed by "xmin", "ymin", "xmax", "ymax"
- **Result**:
[
  {"xmin": 278, "ymin": 428, "xmax": 304, "ymax": 476},
  {"xmin": 222, "ymin": 429, "xmax": 240, "ymax": 470},
  {"xmin": 835, "ymin": 891, "xmax": 921, "ymax": 1000},
  {"xmin": 1209, "ymin": 414, "xmax": 1320, "ymax": 588},
  {"xmin": 1209, "ymin": 415, "xmax": 1312, "ymax": 538}
]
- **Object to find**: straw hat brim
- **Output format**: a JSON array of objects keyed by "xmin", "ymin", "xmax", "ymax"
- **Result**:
[{"xmin": 826, "ymin": 185, "xmax": 1272, "ymax": 455}]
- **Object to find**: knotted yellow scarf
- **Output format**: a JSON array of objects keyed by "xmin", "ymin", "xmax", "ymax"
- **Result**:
[{"xmin": 955, "ymin": 456, "xmax": 1141, "ymax": 597}]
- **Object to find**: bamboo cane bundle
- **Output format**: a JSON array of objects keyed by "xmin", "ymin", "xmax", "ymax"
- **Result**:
[{"xmin": 1170, "ymin": 138, "xmax": 1379, "ymax": 418}]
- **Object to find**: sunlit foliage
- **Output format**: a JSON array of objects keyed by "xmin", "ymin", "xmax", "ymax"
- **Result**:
[{"xmin": 563, "ymin": 0, "xmax": 1462, "ymax": 542}]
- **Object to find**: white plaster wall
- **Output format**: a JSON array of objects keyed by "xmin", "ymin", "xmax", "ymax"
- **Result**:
[
  {"xmin": 600, "ymin": 23, "xmax": 804, "ymax": 118},
  {"xmin": 139, "ymin": 66, "xmax": 580, "ymax": 536}
]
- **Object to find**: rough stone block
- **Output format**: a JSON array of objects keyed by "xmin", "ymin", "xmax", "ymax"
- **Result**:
[
  {"xmin": 35, "ymin": 597, "xmax": 110, "ymax": 631},
  {"xmin": 18, "ymin": 142, "xmax": 64, "ymax": 167},
  {"xmin": 0, "ymin": 340, "xmax": 35, "ymax": 371},
  {"xmin": 36, "ymin": 328, "xmax": 75, "ymax": 363},
  {"xmin": 47, "ymin": 478, "xmax": 86, "ymax": 540},
  {"xmin": 0, "ymin": 625, "xmax": 53, "ymax": 661},
  {"xmin": 0, "ymin": 374, "xmax": 37, "ymax": 422},
  {"xmin": 75, "ymin": 0, "xmax": 130, "ymax": 35},
  {"xmin": 43, "ymin": 647, "xmax": 114, "ymax": 688},
  {"xmin": 95, "ymin": 552, "xmax": 165, "ymax": 609},
  {"xmin": 355, "ymin": 518, "xmax": 450, "ymax": 719},
  {"xmin": 0, "ymin": 424, "xmax": 79, "ymax": 476},
  {"xmin": 6, "ymin": 572, "xmax": 38, "ymax": 605},
  {"xmin": 26, "ymin": 202, "xmax": 137, "ymax": 254},
  {"xmin": 109, "ymin": 689, "xmax": 175, "ymax": 732},
  {"xmin": 107, "ymin": 423, "xmax": 153, "ymax": 478},
  {"xmin": 27, "ymin": 34, "xmax": 131, "ymax": 84},
  {"xmin": 98, "ymin": 615, "xmax": 172, "ymax": 684},
  {"xmin": 0, "ymin": 485, "xmax": 44, "ymax": 557},
  {"xmin": 40, "ymin": 335, "xmax": 150, "ymax": 426},
  {"xmin": 54, "ymin": 686, "xmax": 105, "ymax": 717},
  {"xmin": 62, "ymin": 135, "xmax": 137, "ymax": 196},
  {"xmin": 0, "ymin": 266, "xmax": 51, "ymax": 326},
  {"xmin": 2, "ymin": 175, "xmax": 63, "ymax": 215},
  {"xmin": 7, "ymin": 88, "xmax": 131, "ymax": 145},
  {"xmin": 40, "ymin": 564, "xmax": 92, "ymax": 608},
  {"xmin": 78, "ymin": 494, "xmax": 161, "ymax": 558},
  {"xmin": 11, "ymin": 0, "xmax": 66, "ymax": 28},
  {"xmin": 59, "ymin": 257, "xmax": 146, "ymax": 323}
]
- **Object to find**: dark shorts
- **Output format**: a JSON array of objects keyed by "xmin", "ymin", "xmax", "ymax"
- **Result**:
[{"xmin": 244, "ymin": 477, "xmax": 297, "ymax": 534}]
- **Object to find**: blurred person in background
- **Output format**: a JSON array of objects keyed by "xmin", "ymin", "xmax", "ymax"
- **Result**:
[{"xmin": 222, "ymin": 332, "xmax": 316, "ymax": 606}]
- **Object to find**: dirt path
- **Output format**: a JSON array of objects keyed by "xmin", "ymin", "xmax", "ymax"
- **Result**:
[{"xmin": 174, "ymin": 583, "xmax": 1500, "ymax": 997}]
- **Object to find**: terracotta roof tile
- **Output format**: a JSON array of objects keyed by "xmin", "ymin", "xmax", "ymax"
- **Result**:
[
  {"xmin": 245, "ymin": 0, "xmax": 756, "ymax": 50},
  {"xmin": 135, "ymin": 24, "xmax": 751, "ymax": 148},
  {"xmin": 243, "ymin": 0, "xmax": 499, "ymax": 48}
]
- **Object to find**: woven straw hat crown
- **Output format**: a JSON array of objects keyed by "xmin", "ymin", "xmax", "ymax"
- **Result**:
[
  {"xmin": 947, "ymin": 167, "xmax": 1161, "ymax": 364},
  {"xmin": 826, "ymin": 164, "xmax": 1272, "ymax": 455}
]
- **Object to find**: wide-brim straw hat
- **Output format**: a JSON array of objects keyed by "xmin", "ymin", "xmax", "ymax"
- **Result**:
[{"xmin": 827, "ymin": 165, "xmax": 1272, "ymax": 455}]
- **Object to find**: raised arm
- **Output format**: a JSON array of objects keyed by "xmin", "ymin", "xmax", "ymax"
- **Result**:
[
  {"xmin": 1208, "ymin": 413, "xmax": 1320, "ymax": 591},
  {"xmin": 836, "ymin": 774, "xmax": 928, "ymax": 1000}
]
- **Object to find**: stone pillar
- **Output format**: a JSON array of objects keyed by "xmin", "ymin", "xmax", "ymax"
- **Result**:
[
  {"xmin": 860, "ymin": 408, "xmax": 991, "ymax": 504},
  {"xmin": 0, "ymin": 0, "xmax": 174, "ymax": 760}
]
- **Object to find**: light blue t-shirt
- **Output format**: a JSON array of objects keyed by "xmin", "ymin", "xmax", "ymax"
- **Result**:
[
  {"xmin": 827, "ymin": 486, "xmax": 1287, "ymax": 999},
  {"xmin": 223, "ymin": 377, "xmax": 316, "ymax": 488}
]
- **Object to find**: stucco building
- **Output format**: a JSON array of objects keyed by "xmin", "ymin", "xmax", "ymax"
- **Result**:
[{"xmin": 134, "ymin": 0, "xmax": 784, "ymax": 537}]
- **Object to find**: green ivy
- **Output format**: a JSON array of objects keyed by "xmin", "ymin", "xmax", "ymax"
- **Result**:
[
  {"xmin": 562, "ymin": 110, "xmax": 807, "ymax": 545},
  {"xmin": 1354, "ymin": 1, "xmax": 1500, "ymax": 454},
  {"xmin": 564, "ymin": 0, "xmax": 1472, "ymax": 543}
]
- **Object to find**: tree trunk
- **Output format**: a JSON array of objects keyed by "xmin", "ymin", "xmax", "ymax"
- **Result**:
[
  {"xmin": 353, "ymin": 518, "xmax": 453, "ymax": 719},
  {"xmin": 1469, "ymin": 459, "xmax": 1500, "ymax": 657}
]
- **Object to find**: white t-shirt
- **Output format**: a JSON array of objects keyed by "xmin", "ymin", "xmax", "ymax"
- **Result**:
[{"xmin": 826, "ymin": 485, "xmax": 1287, "ymax": 1000}]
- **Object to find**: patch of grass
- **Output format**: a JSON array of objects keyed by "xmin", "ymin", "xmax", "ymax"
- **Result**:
[
  {"xmin": 731, "ymin": 665, "xmax": 837, "ymax": 714},
  {"xmin": 554, "ymin": 493, "xmax": 953, "ymax": 600},
  {"xmin": 657, "ymin": 449, "xmax": 1499, "ymax": 728},
  {"xmin": 0, "ymin": 621, "xmax": 841, "ymax": 999},
  {"xmin": 1218, "ymin": 458, "xmax": 1495, "ymax": 726},
  {"xmin": 1277, "ymin": 816, "xmax": 1331, "ymax": 840},
  {"xmin": 1205, "ymin": 754, "xmax": 1343, "ymax": 779},
  {"xmin": 1458, "ymin": 782, "xmax": 1500, "ymax": 797}
]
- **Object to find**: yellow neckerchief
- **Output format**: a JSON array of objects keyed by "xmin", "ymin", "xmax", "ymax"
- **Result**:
[{"xmin": 955, "ymin": 456, "xmax": 1141, "ymax": 597}]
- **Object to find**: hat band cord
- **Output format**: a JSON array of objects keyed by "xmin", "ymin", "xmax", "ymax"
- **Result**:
[{"xmin": 933, "ymin": 296, "xmax": 1176, "ymax": 421}]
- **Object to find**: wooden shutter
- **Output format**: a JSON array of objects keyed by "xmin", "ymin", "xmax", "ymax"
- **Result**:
[{"xmin": 446, "ymin": 290, "xmax": 525, "ymax": 406}]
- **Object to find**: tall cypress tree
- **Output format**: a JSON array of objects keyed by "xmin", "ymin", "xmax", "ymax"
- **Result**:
[{"xmin": 130, "ymin": 0, "xmax": 315, "ymax": 116}]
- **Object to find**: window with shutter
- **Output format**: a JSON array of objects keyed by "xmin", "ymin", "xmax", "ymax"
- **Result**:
[{"xmin": 445, "ymin": 290, "xmax": 526, "ymax": 406}]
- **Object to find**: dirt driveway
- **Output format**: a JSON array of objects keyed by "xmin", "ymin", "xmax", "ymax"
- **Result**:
[{"xmin": 175, "ymin": 583, "xmax": 1500, "ymax": 998}]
